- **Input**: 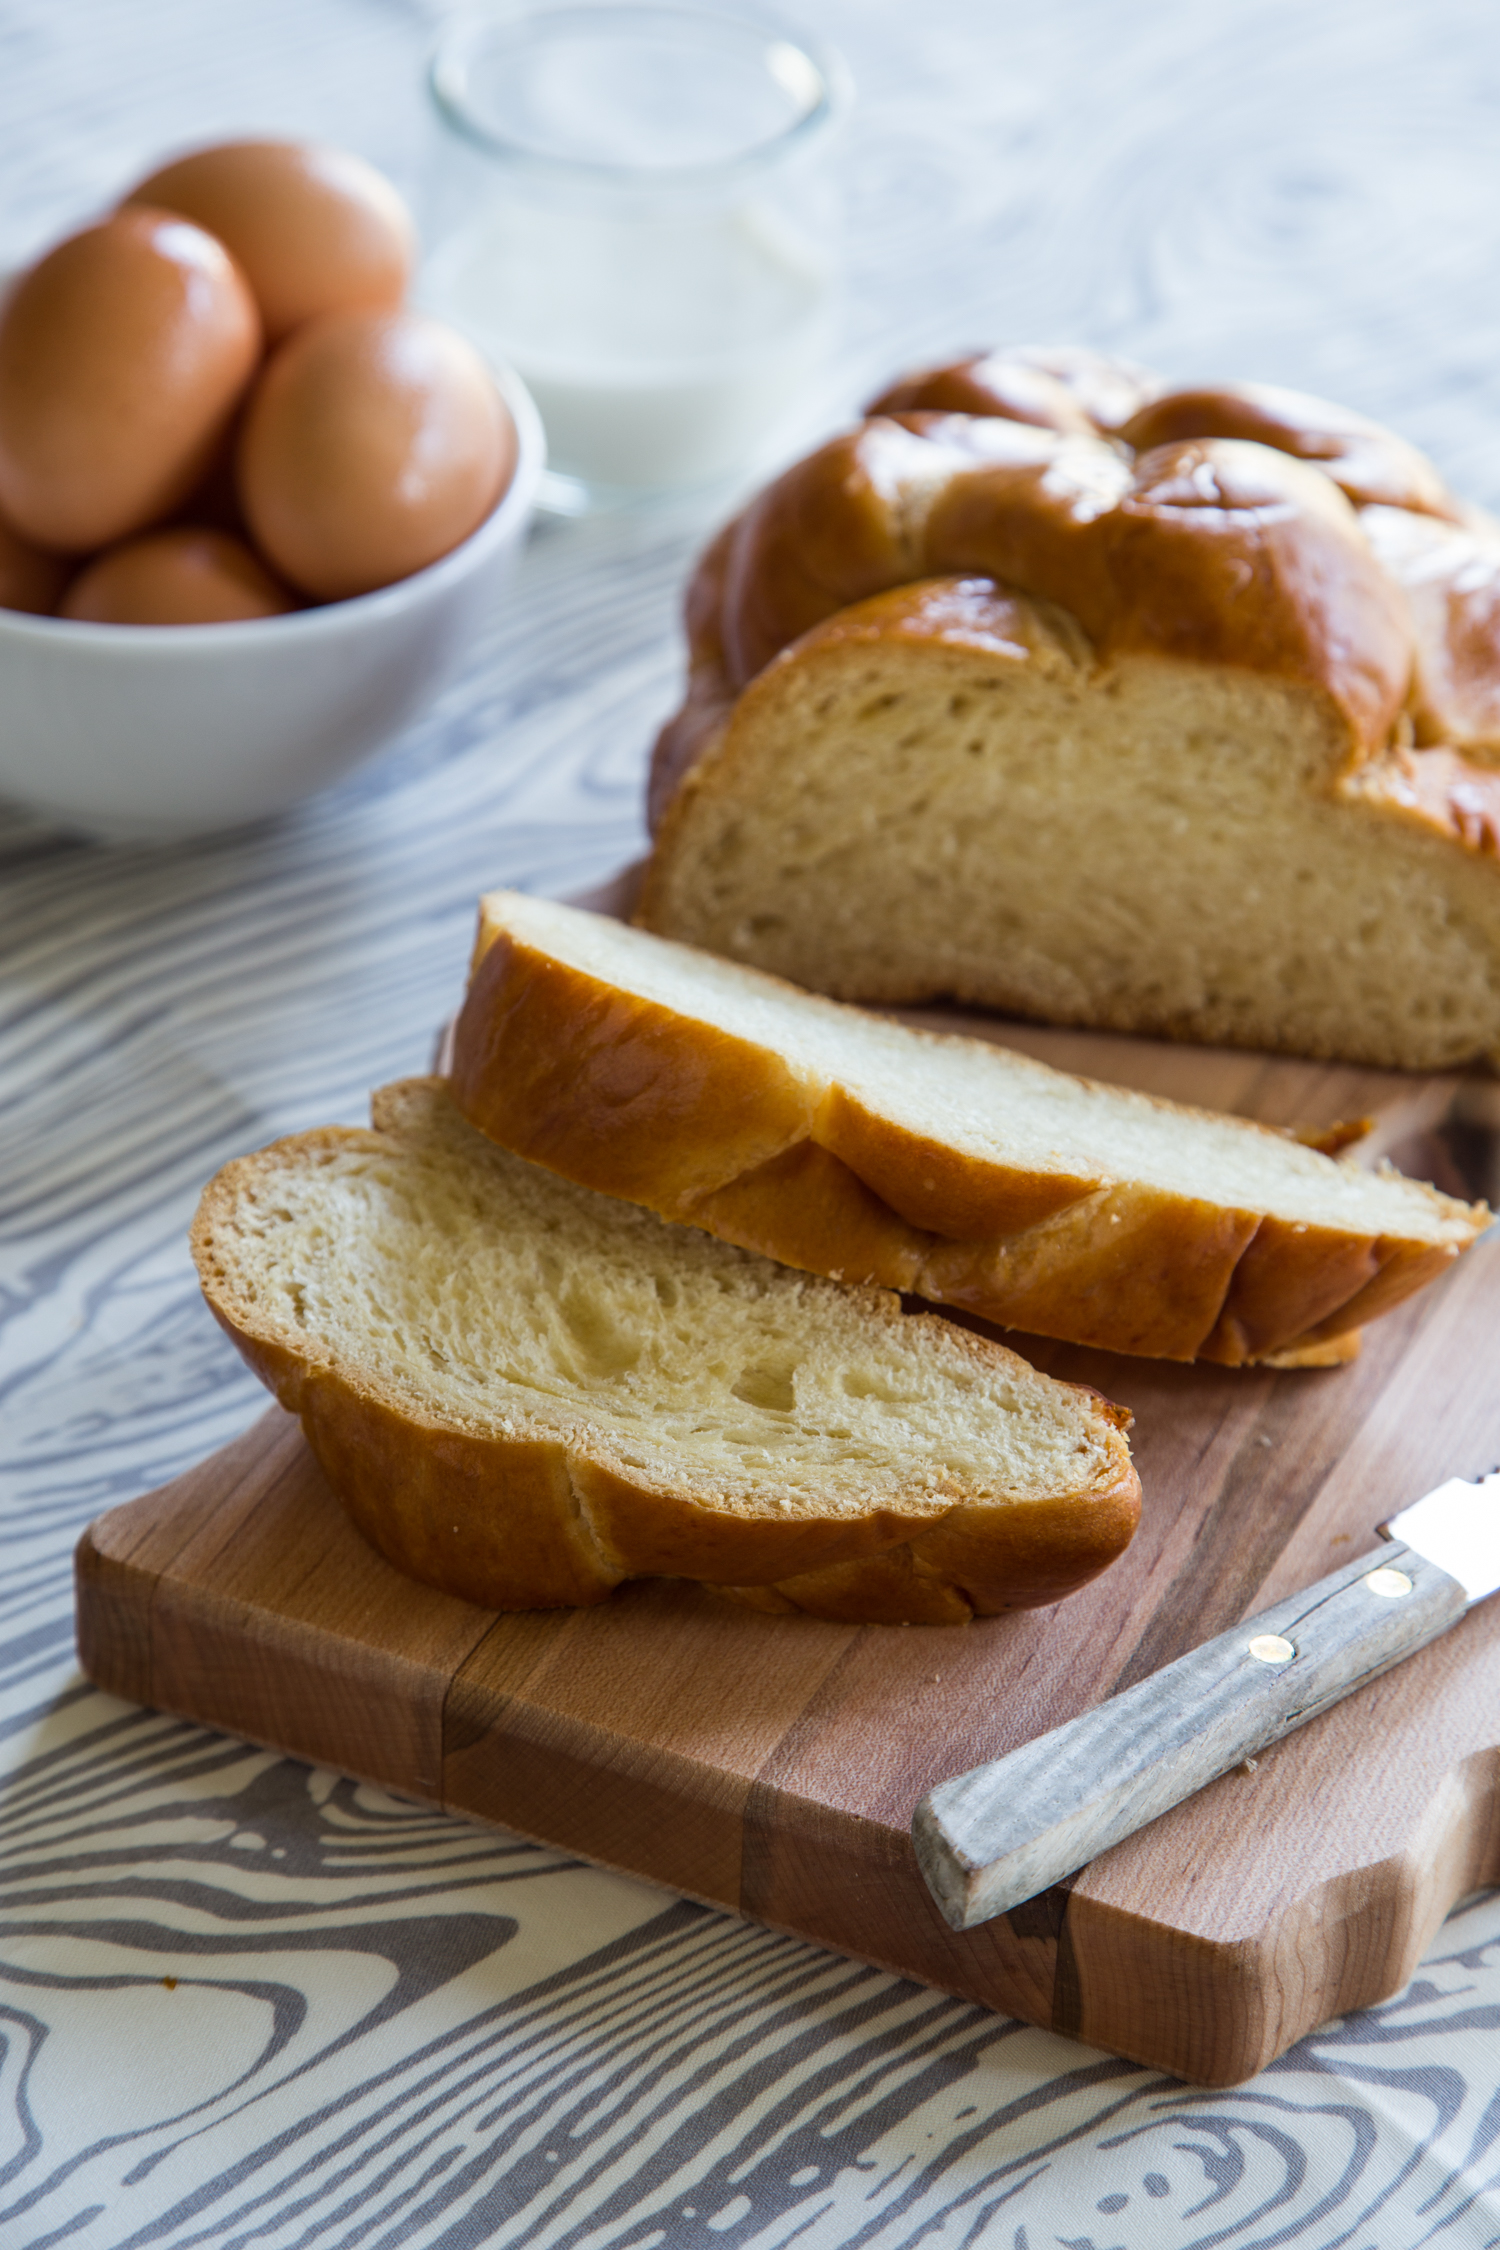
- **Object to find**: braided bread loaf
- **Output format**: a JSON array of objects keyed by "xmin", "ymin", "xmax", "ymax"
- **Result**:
[{"xmin": 641, "ymin": 348, "xmax": 1500, "ymax": 1071}]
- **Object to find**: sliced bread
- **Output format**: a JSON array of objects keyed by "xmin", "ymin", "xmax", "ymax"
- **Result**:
[
  {"xmin": 190, "ymin": 1077, "xmax": 1140, "ymax": 1624},
  {"xmin": 447, "ymin": 891, "xmax": 1487, "ymax": 1366}
]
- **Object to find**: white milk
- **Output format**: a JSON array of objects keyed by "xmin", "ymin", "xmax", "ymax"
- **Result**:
[{"xmin": 428, "ymin": 195, "xmax": 832, "ymax": 492}]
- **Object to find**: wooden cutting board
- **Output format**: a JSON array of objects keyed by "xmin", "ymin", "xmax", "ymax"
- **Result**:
[{"xmin": 74, "ymin": 1010, "xmax": 1500, "ymax": 2088}]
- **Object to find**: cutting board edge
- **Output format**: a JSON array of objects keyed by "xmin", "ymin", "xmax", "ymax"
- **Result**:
[
  {"xmin": 73, "ymin": 1502, "xmax": 1079, "ymax": 2047},
  {"xmin": 77, "ymin": 1554, "xmax": 1494, "ymax": 2089},
  {"xmin": 74, "ymin": 1461, "xmax": 1500, "ymax": 2087},
  {"xmin": 1063, "ymin": 1753, "xmax": 1500, "ymax": 2081}
]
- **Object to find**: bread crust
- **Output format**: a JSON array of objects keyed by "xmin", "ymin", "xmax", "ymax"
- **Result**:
[
  {"xmin": 645, "ymin": 349, "xmax": 1492, "ymax": 892},
  {"xmin": 867, "ymin": 344, "xmax": 1164, "ymax": 435},
  {"xmin": 448, "ymin": 899, "xmax": 1485, "ymax": 1367},
  {"xmin": 1342, "ymin": 739, "xmax": 1500, "ymax": 855},
  {"xmin": 191, "ymin": 1092, "xmax": 1141, "ymax": 1623},
  {"xmin": 689, "ymin": 409, "xmax": 1412, "ymax": 759},
  {"xmin": 1117, "ymin": 379, "xmax": 1462, "ymax": 518},
  {"xmin": 1359, "ymin": 505, "xmax": 1500, "ymax": 765}
]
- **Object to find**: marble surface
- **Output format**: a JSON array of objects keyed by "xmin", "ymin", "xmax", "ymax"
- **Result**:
[{"xmin": 5, "ymin": 1, "xmax": 1500, "ymax": 2243}]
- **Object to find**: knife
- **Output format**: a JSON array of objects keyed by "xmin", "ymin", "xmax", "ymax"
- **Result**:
[{"xmin": 912, "ymin": 1468, "xmax": 1500, "ymax": 1932}]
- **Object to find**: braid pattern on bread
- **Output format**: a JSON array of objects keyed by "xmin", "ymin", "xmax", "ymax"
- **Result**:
[{"xmin": 647, "ymin": 349, "xmax": 1500, "ymax": 833}]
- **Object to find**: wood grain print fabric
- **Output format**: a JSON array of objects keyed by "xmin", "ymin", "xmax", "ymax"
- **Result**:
[{"xmin": 7, "ymin": 0, "xmax": 1500, "ymax": 2242}]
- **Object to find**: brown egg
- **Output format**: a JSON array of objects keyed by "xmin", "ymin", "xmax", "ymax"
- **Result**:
[
  {"xmin": 0, "ymin": 209, "xmax": 261, "ymax": 553},
  {"xmin": 60, "ymin": 527, "xmax": 295, "ymax": 624},
  {"xmin": 0, "ymin": 511, "xmax": 70, "ymax": 614},
  {"xmin": 238, "ymin": 309, "xmax": 517, "ymax": 600},
  {"xmin": 171, "ymin": 420, "xmax": 251, "ymax": 538},
  {"xmin": 124, "ymin": 140, "xmax": 416, "ymax": 344}
]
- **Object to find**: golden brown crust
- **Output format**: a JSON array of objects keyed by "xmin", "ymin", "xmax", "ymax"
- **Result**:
[
  {"xmin": 713, "ymin": 414, "xmax": 1071, "ymax": 687},
  {"xmin": 716, "ymin": 1424, "xmax": 1142, "ymax": 1622},
  {"xmin": 822, "ymin": 1070, "xmax": 1096, "ymax": 1237},
  {"xmin": 1341, "ymin": 738, "xmax": 1500, "ymax": 856},
  {"xmin": 1359, "ymin": 505, "xmax": 1500, "ymax": 765},
  {"xmin": 929, "ymin": 438, "xmax": 1413, "ymax": 755},
  {"xmin": 646, "ymin": 519, "xmax": 739, "ymax": 831},
  {"xmin": 867, "ymin": 354, "xmax": 1101, "ymax": 435},
  {"xmin": 912, "ymin": 1186, "xmax": 1264, "ymax": 1363},
  {"xmin": 191, "ymin": 1102, "xmax": 1142, "ymax": 1622},
  {"xmin": 714, "ymin": 418, "xmax": 922, "ymax": 686},
  {"xmin": 1118, "ymin": 380, "xmax": 1462, "ymax": 518},
  {"xmin": 911, "ymin": 435, "xmax": 1133, "ymax": 651},
  {"xmin": 305, "ymin": 1380, "xmax": 623, "ymax": 1609},
  {"xmin": 685, "ymin": 1138, "xmax": 934, "ymax": 1292},
  {"xmin": 450, "ymin": 932, "xmax": 821, "ymax": 1210},
  {"xmin": 1259, "ymin": 1329, "xmax": 1363, "ymax": 1369},
  {"xmin": 1291, "ymin": 1234, "xmax": 1468, "ymax": 1344},
  {"xmin": 867, "ymin": 345, "xmax": 1164, "ymax": 435},
  {"xmin": 669, "ymin": 412, "xmax": 1413, "ymax": 785},
  {"xmin": 448, "ymin": 900, "xmax": 1483, "ymax": 1366},
  {"xmin": 1195, "ymin": 1214, "xmax": 1387, "ymax": 1366},
  {"xmin": 1101, "ymin": 442, "xmax": 1411, "ymax": 752},
  {"xmin": 649, "ymin": 350, "xmax": 1500, "ymax": 838}
]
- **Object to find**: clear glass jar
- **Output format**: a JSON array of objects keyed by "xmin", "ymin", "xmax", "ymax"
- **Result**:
[{"xmin": 423, "ymin": 1, "xmax": 849, "ymax": 512}]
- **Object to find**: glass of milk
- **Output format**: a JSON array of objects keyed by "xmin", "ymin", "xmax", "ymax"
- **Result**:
[{"xmin": 424, "ymin": 2, "xmax": 848, "ymax": 512}]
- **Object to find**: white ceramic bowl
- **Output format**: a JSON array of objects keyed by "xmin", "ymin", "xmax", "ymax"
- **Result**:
[{"xmin": 0, "ymin": 362, "xmax": 545, "ymax": 841}]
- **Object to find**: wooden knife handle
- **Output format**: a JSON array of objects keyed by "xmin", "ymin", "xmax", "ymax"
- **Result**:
[{"xmin": 912, "ymin": 1542, "xmax": 1468, "ymax": 1931}]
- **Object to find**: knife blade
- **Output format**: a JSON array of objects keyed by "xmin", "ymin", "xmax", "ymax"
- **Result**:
[{"xmin": 912, "ymin": 1468, "xmax": 1500, "ymax": 1933}]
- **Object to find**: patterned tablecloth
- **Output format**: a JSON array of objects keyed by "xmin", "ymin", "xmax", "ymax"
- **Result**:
[{"xmin": 6, "ymin": 2, "xmax": 1500, "ymax": 2243}]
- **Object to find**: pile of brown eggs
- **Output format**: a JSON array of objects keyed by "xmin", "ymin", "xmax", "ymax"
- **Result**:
[{"xmin": 0, "ymin": 141, "xmax": 518, "ymax": 625}]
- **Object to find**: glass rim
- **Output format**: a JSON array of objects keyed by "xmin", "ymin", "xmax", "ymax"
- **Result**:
[{"xmin": 428, "ymin": 1, "xmax": 849, "ymax": 191}]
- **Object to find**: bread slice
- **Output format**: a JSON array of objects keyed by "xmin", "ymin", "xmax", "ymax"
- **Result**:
[
  {"xmin": 641, "ymin": 575, "xmax": 1500, "ymax": 1074},
  {"xmin": 447, "ymin": 891, "xmax": 1486, "ymax": 1366},
  {"xmin": 190, "ymin": 1077, "xmax": 1140, "ymax": 1624}
]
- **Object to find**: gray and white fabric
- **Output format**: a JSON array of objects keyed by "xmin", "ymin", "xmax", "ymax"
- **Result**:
[{"xmin": 5, "ymin": 3, "xmax": 1500, "ymax": 2244}]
